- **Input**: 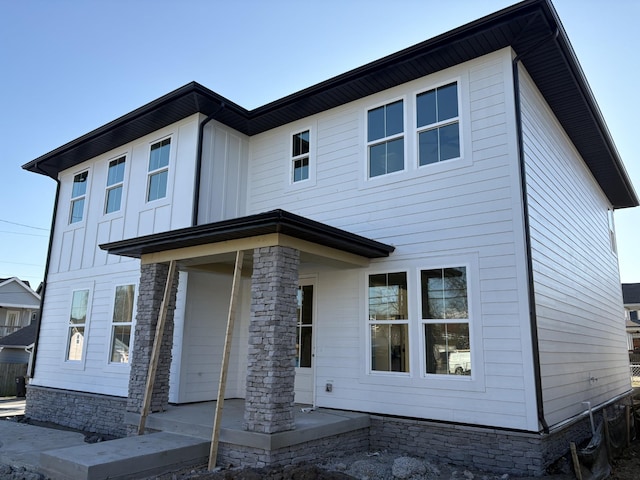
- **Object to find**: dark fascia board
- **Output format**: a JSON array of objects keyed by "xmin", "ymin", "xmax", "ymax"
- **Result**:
[
  {"xmin": 100, "ymin": 209, "xmax": 395, "ymax": 259},
  {"xmin": 22, "ymin": 0, "xmax": 638, "ymax": 208}
]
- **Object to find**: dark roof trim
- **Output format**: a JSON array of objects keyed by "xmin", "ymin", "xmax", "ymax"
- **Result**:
[
  {"xmin": 22, "ymin": 0, "xmax": 637, "ymax": 208},
  {"xmin": 99, "ymin": 209, "xmax": 395, "ymax": 260}
]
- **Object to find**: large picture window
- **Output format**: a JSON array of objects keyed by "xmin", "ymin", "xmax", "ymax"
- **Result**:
[
  {"xmin": 368, "ymin": 272, "xmax": 409, "ymax": 373},
  {"xmin": 109, "ymin": 284, "xmax": 135, "ymax": 363},
  {"xmin": 69, "ymin": 171, "xmax": 88, "ymax": 224},
  {"xmin": 417, "ymin": 82, "xmax": 460, "ymax": 166},
  {"xmin": 66, "ymin": 289, "xmax": 89, "ymax": 361},
  {"xmin": 421, "ymin": 267, "xmax": 470, "ymax": 375},
  {"xmin": 105, "ymin": 156, "xmax": 126, "ymax": 214},
  {"xmin": 367, "ymin": 100, "xmax": 404, "ymax": 177},
  {"xmin": 147, "ymin": 138, "xmax": 170, "ymax": 202}
]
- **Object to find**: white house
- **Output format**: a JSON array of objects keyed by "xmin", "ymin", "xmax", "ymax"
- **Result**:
[{"xmin": 21, "ymin": 0, "xmax": 637, "ymax": 475}]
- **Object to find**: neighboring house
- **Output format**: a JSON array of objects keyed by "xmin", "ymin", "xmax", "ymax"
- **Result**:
[
  {"xmin": 623, "ymin": 283, "xmax": 640, "ymax": 351},
  {"xmin": 20, "ymin": 0, "xmax": 638, "ymax": 476},
  {"xmin": 0, "ymin": 278, "xmax": 40, "ymax": 338},
  {"xmin": 0, "ymin": 322, "xmax": 37, "ymax": 365}
]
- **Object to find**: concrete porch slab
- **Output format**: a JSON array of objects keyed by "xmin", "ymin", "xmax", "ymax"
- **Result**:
[
  {"xmin": 125, "ymin": 400, "xmax": 370, "ymax": 450},
  {"xmin": 39, "ymin": 432, "xmax": 209, "ymax": 480}
]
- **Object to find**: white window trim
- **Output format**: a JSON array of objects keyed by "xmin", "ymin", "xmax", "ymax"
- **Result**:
[
  {"xmin": 146, "ymin": 136, "xmax": 172, "ymax": 203},
  {"xmin": 62, "ymin": 286, "xmax": 93, "ymax": 370},
  {"xmin": 358, "ymin": 256, "xmax": 485, "ymax": 392},
  {"xmin": 105, "ymin": 282, "xmax": 137, "ymax": 367},
  {"xmin": 415, "ymin": 78, "xmax": 463, "ymax": 169},
  {"xmin": 365, "ymin": 95, "xmax": 407, "ymax": 181},
  {"xmin": 69, "ymin": 169, "xmax": 89, "ymax": 225},
  {"xmin": 287, "ymin": 125, "xmax": 317, "ymax": 190},
  {"xmin": 417, "ymin": 255, "xmax": 484, "ymax": 391},
  {"xmin": 104, "ymin": 154, "xmax": 127, "ymax": 215},
  {"xmin": 608, "ymin": 208, "xmax": 617, "ymax": 255},
  {"xmin": 366, "ymin": 269, "xmax": 411, "ymax": 377}
]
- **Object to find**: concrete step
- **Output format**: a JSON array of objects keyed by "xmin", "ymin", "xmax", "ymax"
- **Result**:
[{"xmin": 39, "ymin": 432, "xmax": 210, "ymax": 480}]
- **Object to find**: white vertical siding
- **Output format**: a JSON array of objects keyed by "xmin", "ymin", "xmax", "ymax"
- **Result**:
[
  {"xmin": 519, "ymin": 66, "xmax": 629, "ymax": 427},
  {"xmin": 245, "ymin": 49, "xmax": 538, "ymax": 430},
  {"xmin": 174, "ymin": 271, "xmax": 249, "ymax": 403},
  {"xmin": 197, "ymin": 120, "xmax": 249, "ymax": 224},
  {"xmin": 34, "ymin": 115, "xmax": 200, "ymax": 396}
]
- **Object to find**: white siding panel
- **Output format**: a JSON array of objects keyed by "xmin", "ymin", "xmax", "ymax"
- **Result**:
[
  {"xmin": 244, "ymin": 50, "xmax": 537, "ymax": 430},
  {"xmin": 198, "ymin": 121, "xmax": 249, "ymax": 224},
  {"xmin": 31, "ymin": 265, "xmax": 140, "ymax": 396},
  {"xmin": 519, "ymin": 65, "xmax": 630, "ymax": 427}
]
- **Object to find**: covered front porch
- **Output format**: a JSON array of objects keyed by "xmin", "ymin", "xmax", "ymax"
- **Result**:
[
  {"xmin": 100, "ymin": 209, "xmax": 393, "ymax": 467},
  {"xmin": 125, "ymin": 399, "xmax": 370, "ymax": 465}
]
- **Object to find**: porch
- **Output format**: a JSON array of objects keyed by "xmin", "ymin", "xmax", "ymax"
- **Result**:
[
  {"xmin": 126, "ymin": 399, "xmax": 370, "ymax": 451},
  {"xmin": 39, "ymin": 400, "xmax": 370, "ymax": 480}
]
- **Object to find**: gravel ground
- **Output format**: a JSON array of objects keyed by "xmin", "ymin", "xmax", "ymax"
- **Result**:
[{"xmin": 2, "ymin": 415, "xmax": 639, "ymax": 480}]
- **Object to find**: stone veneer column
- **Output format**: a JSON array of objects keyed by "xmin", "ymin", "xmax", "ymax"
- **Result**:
[
  {"xmin": 127, "ymin": 262, "xmax": 179, "ymax": 418},
  {"xmin": 244, "ymin": 245, "xmax": 300, "ymax": 434}
]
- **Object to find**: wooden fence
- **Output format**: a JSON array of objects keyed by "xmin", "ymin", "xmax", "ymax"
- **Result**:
[{"xmin": 0, "ymin": 363, "xmax": 27, "ymax": 397}]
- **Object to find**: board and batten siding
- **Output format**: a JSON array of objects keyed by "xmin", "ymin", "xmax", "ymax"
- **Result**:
[
  {"xmin": 245, "ymin": 49, "xmax": 539, "ymax": 431},
  {"xmin": 197, "ymin": 120, "xmax": 249, "ymax": 224},
  {"xmin": 32, "ymin": 115, "xmax": 200, "ymax": 396},
  {"xmin": 519, "ymin": 66, "xmax": 630, "ymax": 427}
]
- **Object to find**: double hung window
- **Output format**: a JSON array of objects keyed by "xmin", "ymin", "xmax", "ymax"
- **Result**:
[
  {"xmin": 421, "ymin": 267, "xmax": 470, "ymax": 375},
  {"xmin": 66, "ymin": 289, "xmax": 89, "ymax": 361},
  {"xmin": 105, "ymin": 156, "xmax": 126, "ymax": 214},
  {"xmin": 292, "ymin": 130, "xmax": 310, "ymax": 183},
  {"xmin": 417, "ymin": 82, "xmax": 460, "ymax": 166},
  {"xmin": 147, "ymin": 138, "xmax": 170, "ymax": 202},
  {"xmin": 367, "ymin": 100, "xmax": 404, "ymax": 177},
  {"xmin": 69, "ymin": 171, "xmax": 88, "ymax": 224},
  {"xmin": 368, "ymin": 272, "xmax": 409, "ymax": 373},
  {"xmin": 109, "ymin": 284, "xmax": 135, "ymax": 363}
]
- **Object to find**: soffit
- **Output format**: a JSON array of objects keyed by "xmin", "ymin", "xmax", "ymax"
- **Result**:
[{"xmin": 22, "ymin": 0, "xmax": 638, "ymax": 208}]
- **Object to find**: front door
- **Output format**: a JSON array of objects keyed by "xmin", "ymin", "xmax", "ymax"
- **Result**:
[{"xmin": 294, "ymin": 280, "xmax": 314, "ymax": 404}]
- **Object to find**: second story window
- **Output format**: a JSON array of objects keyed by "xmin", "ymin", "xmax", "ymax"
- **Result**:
[
  {"xmin": 367, "ymin": 100, "xmax": 404, "ymax": 178},
  {"xmin": 292, "ymin": 130, "xmax": 310, "ymax": 183},
  {"xmin": 69, "ymin": 171, "xmax": 88, "ymax": 224},
  {"xmin": 147, "ymin": 138, "xmax": 170, "ymax": 202},
  {"xmin": 417, "ymin": 82, "xmax": 460, "ymax": 166},
  {"xmin": 105, "ymin": 156, "xmax": 126, "ymax": 214}
]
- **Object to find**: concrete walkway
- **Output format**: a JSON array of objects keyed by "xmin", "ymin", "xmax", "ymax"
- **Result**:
[
  {"xmin": 0, "ymin": 397, "xmax": 25, "ymax": 418},
  {"xmin": 0, "ymin": 397, "xmax": 86, "ymax": 471},
  {"xmin": 0, "ymin": 420, "xmax": 87, "ymax": 470}
]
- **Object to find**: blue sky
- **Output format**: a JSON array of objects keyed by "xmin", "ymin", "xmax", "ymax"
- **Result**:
[{"xmin": 1, "ymin": 0, "xmax": 639, "ymax": 287}]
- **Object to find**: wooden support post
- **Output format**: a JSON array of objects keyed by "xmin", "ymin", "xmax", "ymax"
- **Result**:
[
  {"xmin": 626, "ymin": 404, "xmax": 631, "ymax": 447},
  {"xmin": 570, "ymin": 442, "xmax": 583, "ymax": 480},
  {"xmin": 208, "ymin": 251, "xmax": 244, "ymax": 471},
  {"xmin": 137, "ymin": 260, "xmax": 177, "ymax": 435},
  {"xmin": 603, "ymin": 408, "xmax": 612, "ymax": 462}
]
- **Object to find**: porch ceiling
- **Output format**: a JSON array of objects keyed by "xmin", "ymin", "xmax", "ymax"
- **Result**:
[{"xmin": 99, "ymin": 209, "xmax": 395, "ymax": 268}]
